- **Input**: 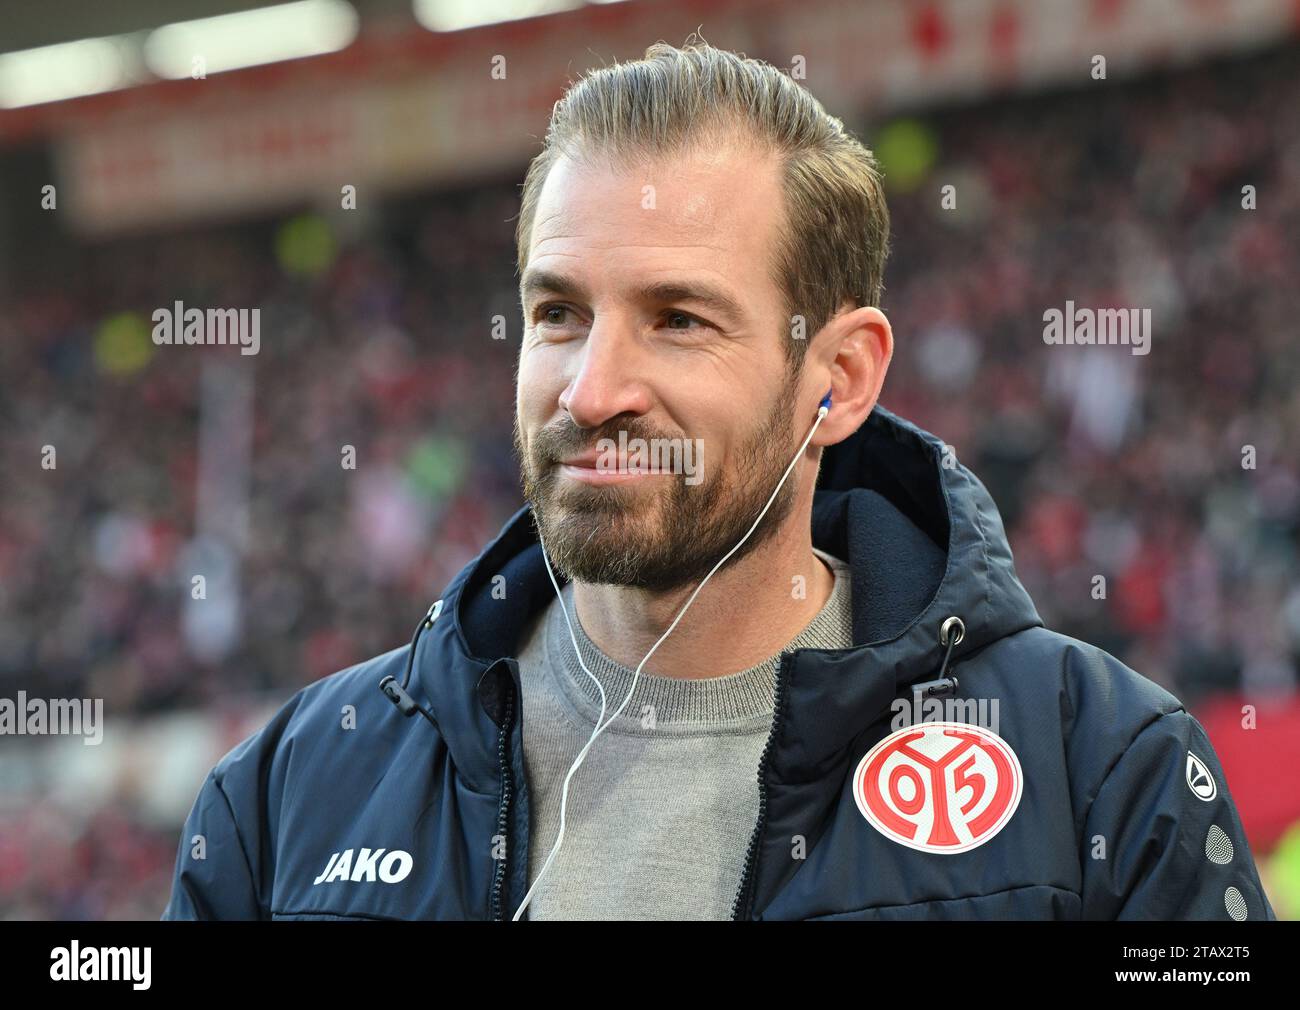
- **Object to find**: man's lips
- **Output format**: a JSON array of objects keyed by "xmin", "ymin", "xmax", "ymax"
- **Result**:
[{"xmin": 553, "ymin": 450, "xmax": 667, "ymax": 483}]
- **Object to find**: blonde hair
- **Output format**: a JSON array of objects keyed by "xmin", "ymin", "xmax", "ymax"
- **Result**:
[{"xmin": 515, "ymin": 38, "xmax": 891, "ymax": 367}]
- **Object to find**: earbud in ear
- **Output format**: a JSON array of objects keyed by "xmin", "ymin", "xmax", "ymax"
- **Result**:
[{"xmin": 819, "ymin": 389, "xmax": 833, "ymax": 412}]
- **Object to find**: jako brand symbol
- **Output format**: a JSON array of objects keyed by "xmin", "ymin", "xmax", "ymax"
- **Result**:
[
  {"xmin": 312, "ymin": 847, "xmax": 414, "ymax": 885},
  {"xmin": 852, "ymin": 721, "xmax": 1023, "ymax": 854},
  {"xmin": 1186, "ymin": 752, "xmax": 1217, "ymax": 802}
]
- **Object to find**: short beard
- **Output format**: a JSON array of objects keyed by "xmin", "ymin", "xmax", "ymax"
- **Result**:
[{"xmin": 513, "ymin": 372, "xmax": 807, "ymax": 592}]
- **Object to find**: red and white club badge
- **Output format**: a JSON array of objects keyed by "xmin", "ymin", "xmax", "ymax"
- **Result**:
[{"xmin": 852, "ymin": 721, "xmax": 1023, "ymax": 854}]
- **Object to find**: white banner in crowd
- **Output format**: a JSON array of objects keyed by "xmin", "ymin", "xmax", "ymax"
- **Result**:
[{"xmin": 50, "ymin": 0, "xmax": 1299, "ymax": 233}]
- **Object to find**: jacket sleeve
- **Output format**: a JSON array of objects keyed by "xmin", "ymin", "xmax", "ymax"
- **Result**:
[
  {"xmin": 1079, "ymin": 707, "xmax": 1276, "ymax": 920},
  {"xmin": 161, "ymin": 768, "xmax": 268, "ymax": 920}
]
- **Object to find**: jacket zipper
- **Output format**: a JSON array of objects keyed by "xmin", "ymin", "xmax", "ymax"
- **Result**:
[
  {"xmin": 730, "ymin": 651, "xmax": 793, "ymax": 920},
  {"xmin": 489, "ymin": 682, "xmax": 516, "ymax": 921}
]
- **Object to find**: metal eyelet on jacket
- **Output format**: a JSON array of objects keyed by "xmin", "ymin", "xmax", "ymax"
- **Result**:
[
  {"xmin": 940, "ymin": 615, "xmax": 965, "ymax": 648},
  {"xmin": 913, "ymin": 615, "xmax": 965, "ymax": 700},
  {"xmin": 379, "ymin": 600, "xmax": 444, "ymax": 727}
]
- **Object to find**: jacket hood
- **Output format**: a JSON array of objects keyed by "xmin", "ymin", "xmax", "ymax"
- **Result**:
[{"xmin": 412, "ymin": 405, "xmax": 1042, "ymax": 791}]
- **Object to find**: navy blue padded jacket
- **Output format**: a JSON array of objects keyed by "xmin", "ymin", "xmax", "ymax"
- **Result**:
[{"xmin": 162, "ymin": 407, "xmax": 1276, "ymax": 921}]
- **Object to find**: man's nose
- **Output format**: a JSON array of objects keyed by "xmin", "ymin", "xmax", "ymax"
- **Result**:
[{"xmin": 558, "ymin": 327, "xmax": 652, "ymax": 430}]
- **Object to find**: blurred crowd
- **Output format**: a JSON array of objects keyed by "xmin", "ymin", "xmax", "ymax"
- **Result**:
[
  {"xmin": 1, "ymin": 43, "xmax": 1297, "ymax": 918},
  {"xmin": 1, "ymin": 189, "xmax": 525, "ymax": 712},
  {"xmin": 0, "ymin": 800, "xmax": 177, "ymax": 920},
  {"xmin": 883, "ymin": 45, "xmax": 1300, "ymax": 706}
]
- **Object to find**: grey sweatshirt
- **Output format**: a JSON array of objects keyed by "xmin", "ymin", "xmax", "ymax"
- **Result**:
[{"xmin": 514, "ymin": 548, "xmax": 854, "ymax": 920}]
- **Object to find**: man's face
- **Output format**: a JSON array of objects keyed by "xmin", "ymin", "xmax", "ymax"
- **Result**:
[{"xmin": 514, "ymin": 140, "xmax": 813, "ymax": 591}]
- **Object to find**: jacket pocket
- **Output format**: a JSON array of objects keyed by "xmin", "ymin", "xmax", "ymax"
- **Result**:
[
  {"xmin": 803, "ymin": 884, "xmax": 1081, "ymax": 920},
  {"xmin": 271, "ymin": 909, "xmax": 403, "ymax": 921}
]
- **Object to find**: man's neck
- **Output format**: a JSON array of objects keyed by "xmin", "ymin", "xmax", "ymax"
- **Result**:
[{"xmin": 569, "ymin": 511, "xmax": 835, "ymax": 681}]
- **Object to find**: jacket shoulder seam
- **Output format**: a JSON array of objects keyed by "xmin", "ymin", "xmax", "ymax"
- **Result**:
[
  {"xmin": 209, "ymin": 768, "xmax": 268, "ymax": 918},
  {"xmin": 1082, "ymin": 707, "xmax": 1188, "ymax": 829}
]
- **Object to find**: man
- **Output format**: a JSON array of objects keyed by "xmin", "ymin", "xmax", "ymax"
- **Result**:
[{"xmin": 162, "ymin": 42, "xmax": 1275, "ymax": 921}]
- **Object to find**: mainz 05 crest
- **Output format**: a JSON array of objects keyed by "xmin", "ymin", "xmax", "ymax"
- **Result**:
[{"xmin": 853, "ymin": 721, "xmax": 1024, "ymax": 854}]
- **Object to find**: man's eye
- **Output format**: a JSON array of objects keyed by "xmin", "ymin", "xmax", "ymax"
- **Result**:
[
  {"xmin": 536, "ymin": 305, "xmax": 572, "ymax": 326},
  {"xmin": 532, "ymin": 306, "xmax": 710, "ymax": 333},
  {"xmin": 663, "ymin": 311, "xmax": 708, "ymax": 331}
]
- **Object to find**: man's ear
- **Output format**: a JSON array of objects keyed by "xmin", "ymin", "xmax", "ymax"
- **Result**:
[{"xmin": 811, "ymin": 306, "xmax": 893, "ymax": 446}]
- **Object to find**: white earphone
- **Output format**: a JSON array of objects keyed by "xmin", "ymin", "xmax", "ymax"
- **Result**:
[{"xmin": 512, "ymin": 391, "xmax": 832, "ymax": 919}]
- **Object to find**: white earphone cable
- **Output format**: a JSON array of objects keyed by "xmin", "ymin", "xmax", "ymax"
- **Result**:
[{"xmin": 512, "ymin": 401, "xmax": 830, "ymax": 920}]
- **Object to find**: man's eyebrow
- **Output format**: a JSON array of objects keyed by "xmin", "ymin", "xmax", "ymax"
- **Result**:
[
  {"xmin": 520, "ymin": 269, "xmax": 584, "ymax": 304},
  {"xmin": 520, "ymin": 270, "xmax": 745, "ymax": 325}
]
